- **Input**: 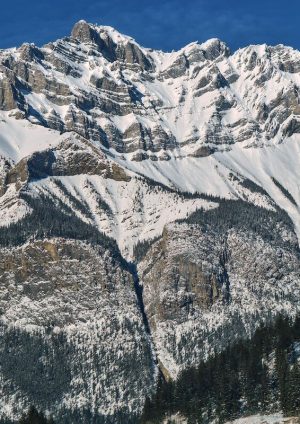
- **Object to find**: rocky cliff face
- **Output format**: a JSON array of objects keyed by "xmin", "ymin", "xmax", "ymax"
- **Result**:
[
  {"xmin": 138, "ymin": 201, "xmax": 300, "ymax": 379},
  {"xmin": 1, "ymin": 20, "xmax": 300, "ymax": 159},
  {"xmin": 0, "ymin": 21, "xmax": 300, "ymax": 423}
]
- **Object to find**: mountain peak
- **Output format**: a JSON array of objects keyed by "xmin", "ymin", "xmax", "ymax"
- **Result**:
[
  {"xmin": 71, "ymin": 19, "xmax": 99, "ymax": 44},
  {"xmin": 71, "ymin": 20, "xmax": 137, "ymax": 46},
  {"xmin": 200, "ymin": 37, "xmax": 231, "ymax": 59}
]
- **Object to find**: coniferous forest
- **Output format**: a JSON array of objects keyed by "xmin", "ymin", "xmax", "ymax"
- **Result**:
[
  {"xmin": 0, "ymin": 406, "xmax": 54, "ymax": 424},
  {"xmin": 141, "ymin": 315, "xmax": 300, "ymax": 424},
  {"xmin": 2, "ymin": 311, "xmax": 300, "ymax": 424},
  {"xmin": 18, "ymin": 407, "xmax": 54, "ymax": 424}
]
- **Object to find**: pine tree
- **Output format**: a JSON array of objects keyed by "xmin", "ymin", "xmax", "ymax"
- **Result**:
[
  {"xmin": 286, "ymin": 362, "xmax": 300, "ymax": 416},
  {"xmin": 18, "ymin": 406, "xmax": 54, "ymax": 424},
  {"xmin": 275, "ymin": 346, "xmax": 289, "ymax": 414}
]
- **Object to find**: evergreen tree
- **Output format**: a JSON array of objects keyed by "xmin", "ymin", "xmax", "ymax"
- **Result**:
[
  {"xmin": 275, "ymin": 346, "xmax": 289, "ymax": 414},
  {"xmin": 286, "ymin": 362, "xmax": 300, "ymax": 416},
  {"xmin": 18, "ymin": 406, "xmax": 54, "ymax": 424}
]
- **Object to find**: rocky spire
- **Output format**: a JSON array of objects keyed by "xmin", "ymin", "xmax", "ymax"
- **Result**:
[{"xmin": 71, "ymin": 20, "xmax": 100, "ymax": 44}]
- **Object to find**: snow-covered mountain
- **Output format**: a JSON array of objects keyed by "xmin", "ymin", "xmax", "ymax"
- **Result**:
[{"xmin": 0, "ymin": 20, "xmax": 300, "ymax": 423}]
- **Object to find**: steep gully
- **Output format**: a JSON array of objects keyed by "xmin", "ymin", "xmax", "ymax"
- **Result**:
[{"xmin": 127, "ymin": 260, "xmax": 163, "ymax": 384}]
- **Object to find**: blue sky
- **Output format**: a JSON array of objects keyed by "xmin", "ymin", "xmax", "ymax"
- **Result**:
[{"xmin": 1, "ymin": 0, "xmax": 299, "ymax": 52}]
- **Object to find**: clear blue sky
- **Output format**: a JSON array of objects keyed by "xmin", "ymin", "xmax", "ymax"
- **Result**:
[{"xmin": 1, "ymin": 0, "xmax": 299, "ymax": 52}]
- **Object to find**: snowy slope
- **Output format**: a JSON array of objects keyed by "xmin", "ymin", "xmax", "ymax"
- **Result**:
[
  {"xmin": 29, "ymin": 174, "xmax": 216, "ymax": 258},
  {"xmin": 0, "ymin": 111, "xmax": 62, "ymax": 162},
  {"xmin": 225, "ymin": 414, "xmax": 299, "ymax": 424},
  {"xmin": 111, "ymin": 136, "xmax": 300, "ymax": 247}
]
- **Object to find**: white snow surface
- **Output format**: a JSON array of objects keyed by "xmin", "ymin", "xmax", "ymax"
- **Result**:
[
  {"xmin": 225, "ymin": 414, "xmax": 298, "ymax": 424},
  {"xmin": 0, "ymin": 111, "xmax": 62, "ymax": 163},
  {"xmin": 169, "ymin": 413, "xmax": 299, "ymax": 424},
  {"xmin": 0, "ymin": 185, "xmax": 31, "ymax": 226}
]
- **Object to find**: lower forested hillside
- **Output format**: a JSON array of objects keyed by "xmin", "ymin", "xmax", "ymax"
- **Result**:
[{"xmin": 141, "ymin": 316, "xmax": 300, "ymax": 424}]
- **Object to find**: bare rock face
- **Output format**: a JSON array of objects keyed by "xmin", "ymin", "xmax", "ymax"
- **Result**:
[
  {"xmin": 71, "ymin": 20, "xmax": 102, "ymax": 45},
  {"xmin": 19, "ymin": 43, "xmax": 44, "ymax": 62},
  {"xmin": 0, "ymin": 157, "xmax": 12, "ymax": 195},
  {"xmin": 0, "ymin": 75, "xmax": 19, "ymax": 110},
  {"xmin": 71, "ymin": 20, "xmax": 152, "ymax": 70},
  {"xmin": 190, "ymin": 145, "xmax": 215, "ymax": 157},
  {"xmin": 202, "ymin": 38, "xmax": 231, "ymax": 60},
  {"xmin": 140, "ymin": 226, "xmax": 227, "ymax": 324}
]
